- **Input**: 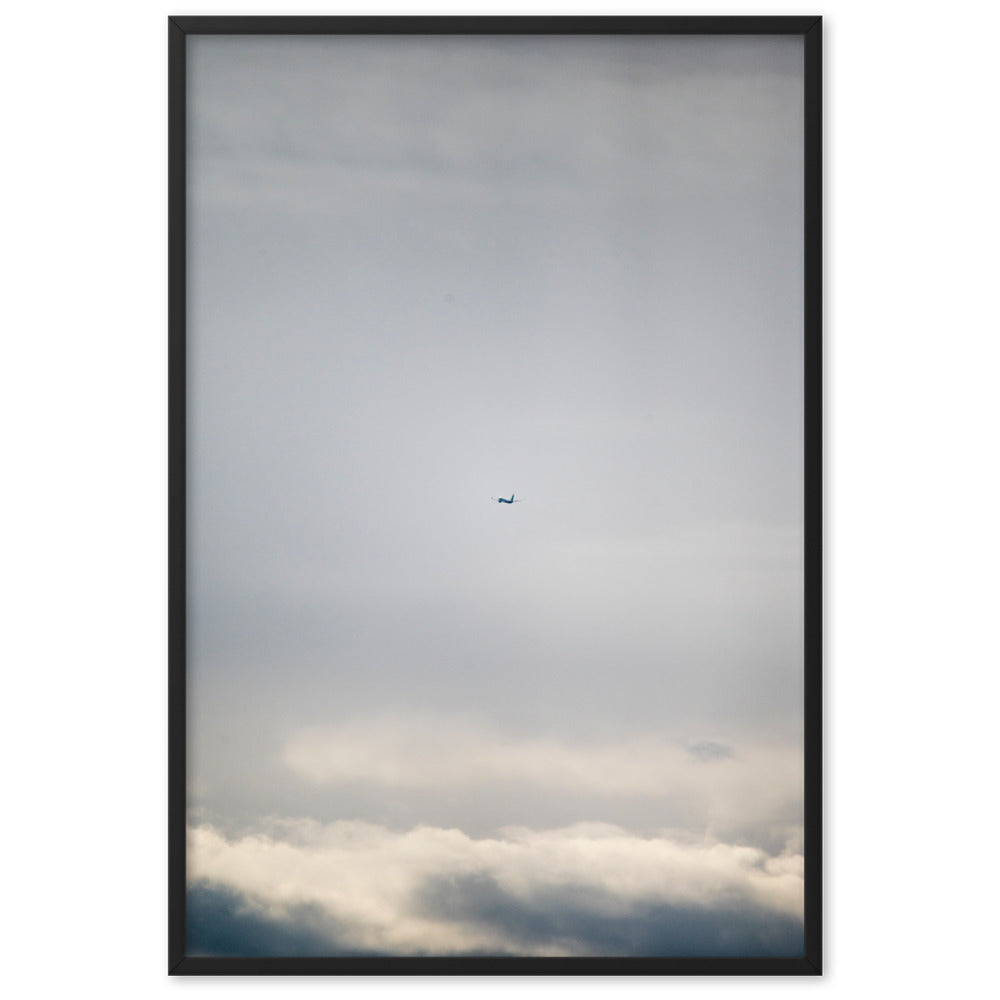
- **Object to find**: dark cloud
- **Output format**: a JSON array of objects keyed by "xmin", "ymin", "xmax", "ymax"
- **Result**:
[
  {"xmin": 417, "ymin": 873, "xmax": 803, "ymax": 958},
  {"xmin": 189, "ymin": 872, "xmax": 802, "ymax": 959},
  {"xmin": 186, "ymin": 882, "xmax": 374, "ymax": 958}
]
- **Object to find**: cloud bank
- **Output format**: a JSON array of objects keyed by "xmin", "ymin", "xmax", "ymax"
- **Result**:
[
  {"xmin": 188, "ymin": 819, "xmax": 803, "ymax": 957},
  {"xmin": 281, "ymin": 713, "xmax": 802, "ymax": 843}
]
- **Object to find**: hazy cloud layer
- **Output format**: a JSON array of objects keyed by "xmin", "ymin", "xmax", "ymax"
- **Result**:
[
  {"xmin": 282, "ymin": 712, "xmax": 801, "ymax": 838},
  {"xmin": 189, "ymin": 820, "xmax": 803, "ymax": 957}
]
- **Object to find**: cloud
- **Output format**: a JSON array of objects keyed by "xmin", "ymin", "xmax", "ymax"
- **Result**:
[
  {"xmin": 187, "ymin": 882, "xmax": 372, "ymax": 957},
  {"xmin": 416, "ymin": 873, "xmax": 804, "ymax": 957},
  {"xmin": 282, "ymin": 713, "xmax": 801, "ymax": 841},
  {"xmin": 188, "ymin": 819, "xmax": 803, "ymax": 957},
  {"xmin": 189, "ymin": 35, "xmax": 803, "ymax": 235},
  {"xmin": 687, "ymin": 740, "xmax": 735, "ymax": 762}
]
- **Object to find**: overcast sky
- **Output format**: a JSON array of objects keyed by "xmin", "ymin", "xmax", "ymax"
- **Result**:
[{"xmin": 185, "ymin": 32, "xmax": 805, "ymax": 957}]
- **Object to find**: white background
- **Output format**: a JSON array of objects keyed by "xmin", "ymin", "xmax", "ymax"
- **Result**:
[{"xmin": 3, "ymin": 0, "xmax": 998, "ymax": 996}]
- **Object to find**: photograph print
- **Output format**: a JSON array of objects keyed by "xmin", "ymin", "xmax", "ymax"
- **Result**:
[{"xmin": 170, "ymin": 16, "xmax": 821, "ymax": 973}]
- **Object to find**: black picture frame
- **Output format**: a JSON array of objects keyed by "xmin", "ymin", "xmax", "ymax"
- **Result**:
[{"xmin": 169, "ymin": 15, "xmax": 822, "ymax": 976}]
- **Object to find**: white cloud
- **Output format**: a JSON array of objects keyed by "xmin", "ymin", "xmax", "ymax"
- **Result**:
[
  {"xmin": 189, "ymin": 818, "xmax": 803, "ymax": 956},
  {"xmin": 282, "ymin": 712, "xmax": 802, "ymax": 838}
]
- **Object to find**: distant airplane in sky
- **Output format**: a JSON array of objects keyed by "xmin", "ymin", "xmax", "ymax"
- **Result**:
[{"xmin": 492, "ymin": 494, "xmax": 524, "ymax": 504}]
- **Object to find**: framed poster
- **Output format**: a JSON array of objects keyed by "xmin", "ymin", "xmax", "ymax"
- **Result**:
[{"xmin": 169, "ymin": 15, "xmax": 821, "ymax": 975}]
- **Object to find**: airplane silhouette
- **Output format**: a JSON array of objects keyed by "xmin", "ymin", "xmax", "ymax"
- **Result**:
[{"xmin": 492, "ymin": 494, "xmax": 524, "ymax": 504}]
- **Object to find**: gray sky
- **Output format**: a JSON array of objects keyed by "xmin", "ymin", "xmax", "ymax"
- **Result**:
[{"xmin": 186, "ymin": 33, "xmax": 805, "ymax": 957}]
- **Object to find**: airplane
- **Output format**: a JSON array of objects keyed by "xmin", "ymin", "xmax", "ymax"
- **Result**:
[{"xmin": 491, "ymin": 494, "xmax": 524, "ymax": 504}]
